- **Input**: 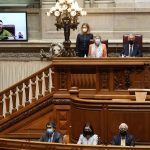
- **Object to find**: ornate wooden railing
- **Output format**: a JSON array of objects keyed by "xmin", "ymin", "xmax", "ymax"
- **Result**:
[{"xmin": 0, "ymin": 63, "xmax": 53, "ymax": 120}]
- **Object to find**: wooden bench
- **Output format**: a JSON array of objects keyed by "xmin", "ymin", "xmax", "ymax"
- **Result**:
[{"xmin": 128, "ymin": 89, "xmax": 150, "ymax": 101}]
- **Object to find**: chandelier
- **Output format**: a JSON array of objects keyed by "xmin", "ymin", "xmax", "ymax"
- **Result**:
[{"xmin": 47, "ymin": 0, "xmax": 87, "ymax": 56}]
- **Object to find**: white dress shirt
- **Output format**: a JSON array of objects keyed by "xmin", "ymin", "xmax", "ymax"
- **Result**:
[
  {"xmin": 121, "ymin": 136, "xmax": 126, "ymax": 146},
  {"xmin": 129, "ymin": 44, "xmax": 133, "ymax": 56}
]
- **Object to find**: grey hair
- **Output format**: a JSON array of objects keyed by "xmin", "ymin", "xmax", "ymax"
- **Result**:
[{"xmin": 119, "ymin": 123, "xmax": 128, "ymax": 131}]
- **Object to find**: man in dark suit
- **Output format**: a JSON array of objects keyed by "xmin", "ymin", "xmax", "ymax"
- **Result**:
[
  {"xmin": 112, "ymin": 123, "xmax": 135, "ymax": 146},
  {"xmin": 121, "ymin": 34, "xmax": 142, "ymax": 57},
  {"xmin": 40, "ymin": 120, "xmax": 63, "ymax": 143}
]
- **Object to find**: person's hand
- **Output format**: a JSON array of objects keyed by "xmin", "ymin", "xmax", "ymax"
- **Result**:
[{"xmin": 121, "ymin": 54, "xmax": 126, "ymax": 58}]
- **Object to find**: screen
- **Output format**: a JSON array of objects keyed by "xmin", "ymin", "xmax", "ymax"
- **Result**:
[{"xmin": 0, "ymin": 12, "xmax": 28, "ymax": 41}]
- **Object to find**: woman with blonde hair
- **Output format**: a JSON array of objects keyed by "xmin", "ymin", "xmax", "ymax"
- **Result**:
[
  {"xmin": 76, "ymin": 23, "xmax": 93, "ymax": 57},
  {"xmin": 88, "ymin": 35, "xmax": 107, "ymax": 58}
]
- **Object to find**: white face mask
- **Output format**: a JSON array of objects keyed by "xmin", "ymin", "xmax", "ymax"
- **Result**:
[
  {"xmin": 82, "ymin": 28, "xmax": 88, "ymax": 33},
  {"xmin": 95, "ymin": 39, "xmax": 101, "ymax": 45}
]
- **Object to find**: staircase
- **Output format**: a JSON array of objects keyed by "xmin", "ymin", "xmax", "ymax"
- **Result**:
[{"xmin": 0, "ymin": 63, "xmax": 55, "ymax": 139}]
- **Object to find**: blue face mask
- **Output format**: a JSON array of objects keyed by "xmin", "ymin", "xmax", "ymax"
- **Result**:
[{"xmin": 47, "ymin": 128, "xmax": 53, "ymax": 134}]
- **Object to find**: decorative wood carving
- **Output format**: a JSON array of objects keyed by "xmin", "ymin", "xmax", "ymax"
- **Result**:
[
  {"xmin": 71, "ymin": 73, "xmax": 96, "ymax": 89},
  {"xmin": 25, "ymin": 80, "xmax": 30, "ymax": 106},
  {"xmin": 52, "ymin": 58, "xmax": 150, "ymax": 97},
  {"xmin": 38, "ymin": 73, "xmax": 43, "ymax": 99},
  {"xmin": 100, "ymin": 70, "xmax": 109, "ymax": 90},
  {"xmin": 44, "ymin": 70, "xmax": 50, "ymax": 95},
  {"xmin": 11, "ymin": 88, "xmax": 17, "ymax": 113},
  {"xmin": 60, "ymin": 72, "xmax": 67, "ymax": 89},
  {"xmin": 114, "ymin": 69, "xmax": 131, "ymax": 90},
  {"xmin": 53, "ymin": 99, "xmax": 70, "ymax": 105},
  {"xmin": 0, "ymin": 95, "xmax": 4, "ymax": 119},
  {"xmin": 5, "ymin": 91, "xmax": 10, "ymax": 117},
  {"xmin": 18, "ymin": 84, "xmax": 23, "ymax": 110}
]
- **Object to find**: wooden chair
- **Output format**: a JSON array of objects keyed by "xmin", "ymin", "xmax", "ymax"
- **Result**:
[{"xmin": 63, "ymin": 134, "xmax": 70, "ymax": 144}]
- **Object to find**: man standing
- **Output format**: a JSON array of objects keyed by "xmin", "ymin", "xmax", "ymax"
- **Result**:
[
  {"xmin": 121, "ymin": 34, "xmax": 142, "ymax": 57},
  {"xmin": 40, "ymin": 120, "xmax": 63, "ymax": 143},
  {"xmin": 112, "ymin": 123, "xmax": 135, "ymax": 146}
]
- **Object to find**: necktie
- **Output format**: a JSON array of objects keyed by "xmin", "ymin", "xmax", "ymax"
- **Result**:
[{"xmin": 129, "ymin": 45, "xmax": 132, "ymax": 56}]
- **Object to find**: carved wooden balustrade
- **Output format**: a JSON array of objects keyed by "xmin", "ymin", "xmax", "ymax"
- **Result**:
[{"xmin": 0, "ymin": 64, "xmax": 53, "ymax": 120}]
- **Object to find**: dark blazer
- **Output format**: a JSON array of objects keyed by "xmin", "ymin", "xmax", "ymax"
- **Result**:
[
  {"xmin": 121, "ymin": 44, "xmax": 142, "ymax": 57},
  {"xmin": 112, "ymin": 133, "xmax": 135, "ymax": 146},
  {"xmin": 76, "ymin": 33, "xmax": 93, "ymax": 57},
  {"xmin": 40, "ymin": 131, "xmax": 63, "ymax": 143}
]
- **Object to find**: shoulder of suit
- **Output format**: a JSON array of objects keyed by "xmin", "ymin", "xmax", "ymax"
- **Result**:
[
  {"xmin": 127, "ymin": 133, "xmax": 134, "ymax": 138},
  {"xmin": 54, "ymin": 131, "xmax": 62, "ymax": 136}
]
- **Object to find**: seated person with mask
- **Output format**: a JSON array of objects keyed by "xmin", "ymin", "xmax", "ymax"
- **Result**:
[
  {"xmin": 120, "ymin": 34, "xmax": 142, "ymax": 57},
  {"xmin": 112, "ymin": 123, "xmax": 135, "ymax": 146},
  {"xmin": 77, "ymin": 122, "xmax": 98, "ymax": 145},
  {"xmin": 88, "ymin": 35, "xmax": 107, "ymax": 58},
  {"xmin": 40, "ymin": 120, "xmax": 63, "ymax": 143}
]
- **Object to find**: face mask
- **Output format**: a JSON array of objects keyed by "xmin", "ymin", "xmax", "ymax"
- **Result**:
[
  {"xmin": 82, "ymin": 28, "xmax": 88, "ymax": 33},
  {"xmin": 47, "ymin": 128, "xmax": 53, "ymax": 134},
  {"xmin": 120, "ymin": 131, "xmax": 127, "ymax": 136},
  {"xmin": 95, "ymin": 39, "xmax": 101, "ymax": 45},
  {"xmin": 84, "ymin": 130, "xmax": 92, "ymax": 136},
  {"xmin": 129, "ymin": 40, "xmax": 134, "ymax": 45}
]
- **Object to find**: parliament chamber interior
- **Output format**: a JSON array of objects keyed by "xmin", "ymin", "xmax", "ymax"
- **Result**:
[{"xmin": 0, "ymin": 0, "xmax": 150, "ymax": 150}]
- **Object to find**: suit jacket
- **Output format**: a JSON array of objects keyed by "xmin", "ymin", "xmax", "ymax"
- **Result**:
[
  {"xmin": 121, "ymin": 44, "xmax": 142, "ymax": 57},
  {"xmin": 112, "ymin": 133, "xmax": 135, "ymax": 146},
  {"xmin": 39, "ymin": 131, "xmax": 63, "ymax": 143},
  {"xmin": 76, "ymin": 33, "xmax": 93, "ymax": 57},
  {"xmin": 88, "ymin": 43, "xmax": 107, "ymax": 58}
]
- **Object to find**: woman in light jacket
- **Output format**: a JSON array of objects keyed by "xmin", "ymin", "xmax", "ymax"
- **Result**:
[
  {"xmin": 77, "ymin": 122, "xmax": 99, "ymax": 145},
  {"xmin": 88, "ymin": 35, "xmax": 107, "ymax": 58}
]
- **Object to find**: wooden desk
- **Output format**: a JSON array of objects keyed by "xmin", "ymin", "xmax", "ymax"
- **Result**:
[
  {"xmin": 128, "ymin": 89, "xmax": 150, "ymax": 101},
  {"xmin": 52, "ymin": 57, "xmax": 150, "ymax": 99},
  {"xmin": 1, "ymin": 138, "xmax": 150, "ymax": 150}
]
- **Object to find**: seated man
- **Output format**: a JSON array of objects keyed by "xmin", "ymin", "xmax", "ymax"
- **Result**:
[
  {"xmin": 39, "ymin": 120, "xmax": 63, "ymax": 143},
  {"xmin": 112, "ymin": 123, "xmax": 135, "ymax": 146},
  {"xmin": 120, "ymin": 34, "xmax": 142, "ymax": 57},
  {"xmin": 0, "ymin": 20, "xmax": 14, "ymax": 40}
]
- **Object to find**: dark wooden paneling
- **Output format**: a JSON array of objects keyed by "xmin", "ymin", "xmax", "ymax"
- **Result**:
[
  {"xmin": 70, "ymin": 99, "xmax": 150, "ymax": 145},
  {"xmin": 107, "ymin": 104, "xmax": 150, "ymax": 144}
]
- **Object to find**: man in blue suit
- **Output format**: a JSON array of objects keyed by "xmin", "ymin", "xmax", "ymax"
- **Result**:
[
  {"xmin": 112, "ymin": 123, "xmax": 135, "ymax": 146},
  {"xmin": 40, "ymin": 120, "xmax": 63, "ymax": 143},
  {"xmin": 120, "ymin": 34, "xmax": 142, "ymax": 57}
]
